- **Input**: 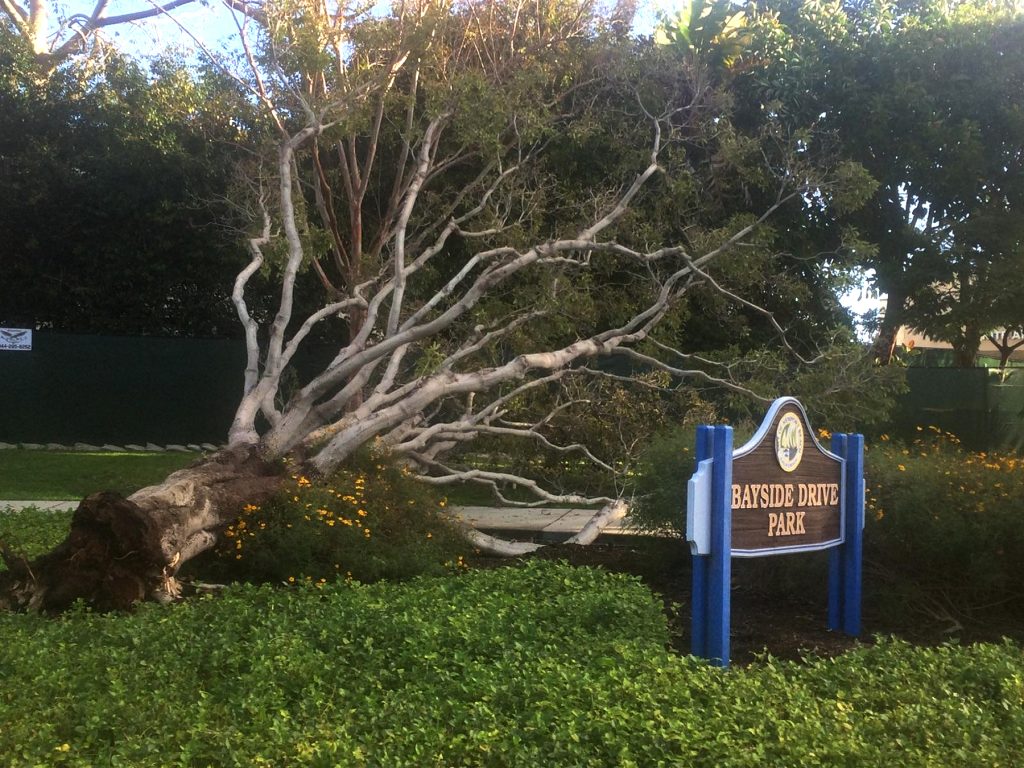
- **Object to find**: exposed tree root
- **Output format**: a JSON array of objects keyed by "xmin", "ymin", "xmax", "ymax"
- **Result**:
[{"xmin": 0, "ymin": 447, "xmax": 281, "ymax": 612}]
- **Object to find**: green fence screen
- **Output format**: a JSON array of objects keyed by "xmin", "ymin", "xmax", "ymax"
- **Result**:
[
  {"xmin": 894, "ymin": 367, "xmax": 1024, "ymax": 454},
  {"xmin": 0, "ymin": 332, "xmax": 247, "ymax": 444},
  {"xmin": 0, "ymin": 332, "xmax": 335, "ymax": 445},
  {"xmin": 5, "ymin": 334, "xmax": 1024, "ymax": 451}
]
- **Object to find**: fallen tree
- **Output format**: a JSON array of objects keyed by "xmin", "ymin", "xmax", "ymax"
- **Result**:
[{"xmin": 0, "ymin": 0, "xmax": 868, "ymax": 611}]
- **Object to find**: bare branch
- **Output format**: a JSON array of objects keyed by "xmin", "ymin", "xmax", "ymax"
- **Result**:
[
  {"xmin": 602, "ymin": 349, "xmax": 772, "ymax": 403},
  {"xmin": 399, "ymin": 422, "xmax": 617, "ymax": 474},
  {"xmin": 679, "ymin": 251, "xmax": 823, "ymax": 365},
  {"xmin": 412, "ymin": 458, "xmax": 614, "ymax": 507},
  {"xmin": 448, "ymin": 498, "xmax": 628, "ymax": 556},
  {"xmin": 387, "ymin": 112, "xmax": 452, "ymax": 335},
  {"xmin": 0, "ymin": 0, "xmax": 30, "ymax": 33},
  {"xmin": 439, "ymin": 310, "xmax": 546, "ymax": 371},
  {"xmin": 93, "ymin": 0, "xmax": 196, "ymax": 28}
]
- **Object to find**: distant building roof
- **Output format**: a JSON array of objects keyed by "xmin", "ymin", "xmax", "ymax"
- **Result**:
[{"xmin": 896, "ymin": 328, "xmax": 1024, "ymax": 362}]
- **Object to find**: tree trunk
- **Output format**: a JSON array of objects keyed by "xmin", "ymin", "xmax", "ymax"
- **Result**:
[
  {"xmin": 872, "ymin": 289, "xmax": 905, "ymax": 365},
  {"xmin": 952, "ymin": 323, "xmax": 981, "ymax": 368},
  {"xmin": 0, "ymin": 447, "xmax": 282, "ymax": 613}
]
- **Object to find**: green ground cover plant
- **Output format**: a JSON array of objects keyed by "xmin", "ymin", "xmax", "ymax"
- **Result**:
[
  {"xmin": 3, "ymin": 429, "xmax": 1023, "ymax": 766},
  {"xmin": 0, "ymin": 507, "xmax": 72, "ymax": 556},
  {"xmin": 0, "ymin": 557, "xmax": 1021, "ymax": 766},
  {"xmin": 0, "ymin": 450, "xmax": 198, "ymax": 500}
]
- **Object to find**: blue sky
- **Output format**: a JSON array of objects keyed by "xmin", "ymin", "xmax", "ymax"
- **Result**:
[
  {"xmin": 95, "ymin": 0, "xmax": 249, "ymax": 59},
  {"xmin": 89, "ymin": 0, "xmax": 662, "ymax": 60}
]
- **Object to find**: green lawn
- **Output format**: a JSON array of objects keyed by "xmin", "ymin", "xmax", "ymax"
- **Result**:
[
  {"xmin": 0, "ymin": 449, "xmax": 199, "ymax": 500},
  {"xmin": 0, "ymin": 449, "xmax": 588, "ymax": 507}
]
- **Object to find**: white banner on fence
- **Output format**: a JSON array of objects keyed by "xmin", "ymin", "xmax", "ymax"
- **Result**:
[{"xmin": 0, "ymin": 328, "xmax": 32, "ymax": 351}]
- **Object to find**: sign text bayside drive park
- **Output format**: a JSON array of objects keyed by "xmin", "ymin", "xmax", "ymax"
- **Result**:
[{"xmin": 731, "ymin": 403, "xmax": 843, "ymax": 555}]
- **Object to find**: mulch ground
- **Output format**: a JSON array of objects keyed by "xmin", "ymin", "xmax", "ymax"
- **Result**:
[{"xmin": 471, "ymin": 538, "xmax": 1024, "ymax": 665}]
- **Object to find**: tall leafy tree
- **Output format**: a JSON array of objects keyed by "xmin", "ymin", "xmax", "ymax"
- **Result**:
[
  {"xmin": 747, "ymin": 0, "xmax": 1024, "ymax": 364},
  {"xmin": 0, "ymin": 30, "xmax": 260, "ymax": 335}
]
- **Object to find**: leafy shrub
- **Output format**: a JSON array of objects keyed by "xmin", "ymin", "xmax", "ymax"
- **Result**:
[
  {"xmin": 1, "ymin": 559, "xmax": 1022, "ymax": 766},
  {"xmin": 0, "ymin": 507, "xmax": 72, "ymax": 562},
  {"xmin": 627, "ymin": 427, "xmax": 698, "ymax": 534},
  {"xmin": 196, "ymin": 452, "xmax": 469, "ymax": 585},
  {"xmin": 865, "ymin": 428, "xmax": 1024, "ymax": 623}
]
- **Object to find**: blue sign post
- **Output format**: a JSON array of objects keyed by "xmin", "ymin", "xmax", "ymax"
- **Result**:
[
  {"xmin": 687, "ymin": 398, "xmax": 864, "ymax": 667},
  {"xmin": 828, "ymin": 433, "xmax": 864, "ymax": 636}
]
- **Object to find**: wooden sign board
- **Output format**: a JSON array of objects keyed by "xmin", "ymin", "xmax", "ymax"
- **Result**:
[{"xmin": 731, "ymin": 399, "xmax": 843, "ymax": 556}]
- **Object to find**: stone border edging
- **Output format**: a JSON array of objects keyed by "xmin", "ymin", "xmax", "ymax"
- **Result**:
[{"xmin": 0, "ymin": 442, "xmax": 224, "ymax": 452}]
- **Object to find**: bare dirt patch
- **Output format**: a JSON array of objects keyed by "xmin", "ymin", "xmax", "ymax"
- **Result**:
[{"xmin": 472, "ymin": 538, "xmax": 1024, "ymax": 664}]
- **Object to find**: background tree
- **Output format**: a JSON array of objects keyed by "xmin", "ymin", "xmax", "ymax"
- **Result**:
[
  {"xmin": 0, "ymin": 29, "xmax": 262, "ymax": 336},
  {"xmin": 746, "ymin": 0, "xmax": 1024, "ymax": 365}
]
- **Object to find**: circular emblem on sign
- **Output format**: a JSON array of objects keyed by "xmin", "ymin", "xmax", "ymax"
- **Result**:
[{"xmin": 775, "ymin": 412, "xmax": 804, "ymax": 472}]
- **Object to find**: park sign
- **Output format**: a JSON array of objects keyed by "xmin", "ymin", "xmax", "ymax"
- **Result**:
[
  {"xmin": 686, "ymin": 397, "xmax": 864, "ymax": 667},
  {"xmin": 0, "ymin": 328, "xmax": 32, "ymax": 351}
]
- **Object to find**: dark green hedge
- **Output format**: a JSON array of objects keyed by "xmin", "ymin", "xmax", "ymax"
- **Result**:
[{"xmin": 2, "ymin": 555, "xmax": 1022, "ymax": 766}]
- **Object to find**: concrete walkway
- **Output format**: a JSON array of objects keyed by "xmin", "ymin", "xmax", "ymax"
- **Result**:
[
  {"xmin": 2, "ymin": 500, "xmax": 640, "ymax": 541},
  {"xmin": 1, "ymin": 500, "xmax": 78, "ymax": 512}
]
